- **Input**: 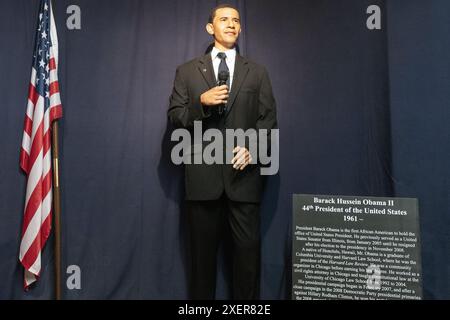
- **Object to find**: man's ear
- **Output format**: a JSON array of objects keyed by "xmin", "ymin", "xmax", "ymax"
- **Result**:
[{"xmin": 206, "ymin": 23, "xmax": 214, "ymax": 36}]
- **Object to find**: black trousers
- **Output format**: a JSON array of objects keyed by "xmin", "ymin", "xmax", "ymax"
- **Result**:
[{"xmin": 187, "ymin": 194, "xmax": 260, "ymax": 300}]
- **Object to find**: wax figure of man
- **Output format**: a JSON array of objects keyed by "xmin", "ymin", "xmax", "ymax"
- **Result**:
[{"xmin": 168, "ymin": 4, "xmax": 277, "ymax": 300}]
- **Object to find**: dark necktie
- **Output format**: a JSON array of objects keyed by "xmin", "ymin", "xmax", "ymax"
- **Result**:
[
  {"xmin": 217, "ymin": 52, "xmax": 230, "ymax": 88},
  {"xmin": 217, "ymin": 52, "xmax": 230, "ymax": 115}
]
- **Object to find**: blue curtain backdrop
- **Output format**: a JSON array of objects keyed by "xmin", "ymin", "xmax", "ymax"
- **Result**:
[{"xmin": 0, "ymin": 0, "xmax": 448, "ymax": 299}]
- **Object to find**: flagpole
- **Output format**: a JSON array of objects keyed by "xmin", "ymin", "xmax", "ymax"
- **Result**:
[{"xmin": 52, "ymin": 121, "xmax": 62, "ymax": 300}]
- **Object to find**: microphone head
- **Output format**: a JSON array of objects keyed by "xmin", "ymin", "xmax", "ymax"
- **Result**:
[{"xmin": 218, "ymin": 70, "xmax": 229, "ymax": 82}]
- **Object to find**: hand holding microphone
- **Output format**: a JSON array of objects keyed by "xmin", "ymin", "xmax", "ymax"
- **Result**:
[
  {"xmin": 200, "ymin": 70, "xmax": 230, "ymax": 114},
  {"xmin": 217, "ymin": 71, "xmax": 229, "ymax": 114}
]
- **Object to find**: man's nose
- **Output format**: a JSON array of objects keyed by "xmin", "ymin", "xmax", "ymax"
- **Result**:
[{"xmin": 227, "ymin": 20, "xmax": 235, "ymax": 28}]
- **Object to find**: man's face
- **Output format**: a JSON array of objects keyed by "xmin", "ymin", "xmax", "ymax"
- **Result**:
[{"xmin": 207, "ymin": 8, "xmax": 241, "ymax": 49}]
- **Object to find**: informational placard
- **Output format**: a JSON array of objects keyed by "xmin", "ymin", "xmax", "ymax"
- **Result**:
[{"xmin": 292, "ymin": 194, "xmax": 422, "ymax": 300}]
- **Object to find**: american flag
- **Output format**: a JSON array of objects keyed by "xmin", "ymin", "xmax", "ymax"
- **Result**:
[{"xmin": 19, "ymin": 0, "xmax": 62, "ymax": 289}]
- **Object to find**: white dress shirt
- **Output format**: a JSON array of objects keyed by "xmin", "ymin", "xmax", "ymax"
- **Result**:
[{"xmin": 211, "ymin": 46, "xmax": 236, "ymax": 90}]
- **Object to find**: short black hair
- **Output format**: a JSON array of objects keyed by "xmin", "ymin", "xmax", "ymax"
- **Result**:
[{"xmin": 208, "ymin": 4, "xmax": 239, "ymax": 24}]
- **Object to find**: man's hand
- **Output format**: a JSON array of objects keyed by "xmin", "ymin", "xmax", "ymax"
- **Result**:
[
  {"xmin": 200, "ymin": 85, "xmax": 229, "ymax": 106},
  {"xmin": 231, "ymin": 146, "xmax": 252, "ymax": 170}
]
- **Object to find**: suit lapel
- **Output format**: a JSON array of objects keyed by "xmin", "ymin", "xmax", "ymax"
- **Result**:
[
  {"xmin": 226, "ymin": 54, "xmax": 249, "ymax": 117},
  {"xmin": 198, "ymin": 54, "xmax": 216, "ymax": 89}
]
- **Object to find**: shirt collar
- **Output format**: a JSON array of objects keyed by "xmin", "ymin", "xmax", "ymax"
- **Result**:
[{"xmin": 211, "ymin": 46, "xmax": 237, "ymax": 61}]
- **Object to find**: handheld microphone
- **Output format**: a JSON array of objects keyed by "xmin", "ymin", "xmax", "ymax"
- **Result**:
[{"xmin": 217, "ymin": 70, "xmax": 229, "ymax": 115}]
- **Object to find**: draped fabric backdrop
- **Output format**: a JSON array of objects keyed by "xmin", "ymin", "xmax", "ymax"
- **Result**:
[{"xmin": 0, "ymin": 0, "xmax": 448, "ymax": 299}]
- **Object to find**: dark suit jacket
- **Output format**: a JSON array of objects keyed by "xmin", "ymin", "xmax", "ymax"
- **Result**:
[{"xmin": 168, "ymin": 53, "xmax": 277, "ymax": 203}]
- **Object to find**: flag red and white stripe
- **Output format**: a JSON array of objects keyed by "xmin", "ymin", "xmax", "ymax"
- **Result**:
[{"xmin": 19, "ymin": 0, "xmax": 62, "ymax": 289}]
